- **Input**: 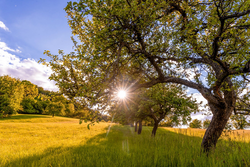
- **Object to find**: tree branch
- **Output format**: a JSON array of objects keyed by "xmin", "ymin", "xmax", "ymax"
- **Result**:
[{"xmin": 222, "ymin": 9, "xmax": 250, "ymax": 20}]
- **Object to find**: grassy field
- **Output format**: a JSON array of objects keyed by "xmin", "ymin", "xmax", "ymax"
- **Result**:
[
  {"xmin": 0, "ymin": 114, "xmax": 250, "ymax": 167},
  {"xmin": 163, "ymin": 127, "xmax": 250, "ymax": 142}
]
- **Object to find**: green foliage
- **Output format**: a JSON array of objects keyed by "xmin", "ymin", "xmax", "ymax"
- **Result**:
[
  {"xmin": 21, "ymin": 80, "xmax": 38, "ymax": 99},
  {"xmin": 20, "ymin": 98, "xmax": 38, "ymax": 114},
  {"xmin": 45, "ymin": 102, "xmax": 65, "ymax": 117},
  {"xmin": 138, "ymin": 84, "xmax": 198, "ymax": 126},
  {"xmin": 112, "ymin": 83, "xmax": 198, "ymax": 129},
  {"xmin": 0, "ymin": 75, "xmax": 24, "ymax": 117},
  {"xmin": 50, "ymin": 0, "xmax": 250, "ymax": 93},
  {"xmin": 231, "ymin": 114, "xmax": 249, "ymax": 130},
  {"xmin": 34, "ymin": 99, "xmax": 49, "ymax": 114},
  {"xmin": 37, "ymin": 86, "xmax": 52, "ymax": 96},
  {"xmin": 19, "ymin": 81, "xmax": 54, "ymax": 115},
  {"xmin": 0, "ymin": 94, "xmax": 14, "ymax": 117},
  {"xmin": 159, "ymin": 117, "xmax": 175, "ymax": 127},
  {"xmin": 224, "ymin": 122, "xmax": 233, "ymax": 130},
  {"xmin": 40, "ymin": 0, "xmax": 250, "ymax": 122},
  {"xmin": 203, "ymin": 119, "xmax": 211, "ymax": 129},
  {"xmin": 0, "ymin": 75, "xmax": 77, "ymax": 117},
  {"xmin": 235, "ymin": 91, "xmax": 250, "ymax": 116},
  {"xmin": 40, "ymin": 0, "xmax": 250, "ymax": 150},
  {"xmin": 189, "ymin": 119, "xmax": 202, "ymax": 129},
  {"xmin": 64, "ymin": 103, "xmax": 75, "ymax": 116}
]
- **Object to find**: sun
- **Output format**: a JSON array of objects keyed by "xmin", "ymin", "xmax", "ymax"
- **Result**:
[{"xmin": 117, "ymin": 90, "xmax": 127, "ymax": 99}]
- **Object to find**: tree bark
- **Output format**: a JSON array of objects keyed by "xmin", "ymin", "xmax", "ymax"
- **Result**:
[
  {"xmin": 201, "ymin": 102, "xmax": 233, "ymax": 152},
  {"xmin": 135, "ymin": 121, "xmax": 138, "ymax": 132},
  {"xmin": 151, "ymin": 121, "xmax": 159, "ymax": 136},
  {"xmin": 138, "ymin": 120, "xmax": 142, "ymax": 134}
]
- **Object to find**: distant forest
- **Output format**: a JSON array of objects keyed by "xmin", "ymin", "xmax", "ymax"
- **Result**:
[{"xmin": 0, "ymin": 75, "xmax": 110, "ymax": 121}]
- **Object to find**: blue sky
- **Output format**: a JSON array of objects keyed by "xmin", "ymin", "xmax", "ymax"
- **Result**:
[
  {"xmin": 0, "ymin": 0, "xmax": 74, "ymax": 60},
  {"xmin": 0, "ymin": 0, "xmax": 75, "ymax": 91}
]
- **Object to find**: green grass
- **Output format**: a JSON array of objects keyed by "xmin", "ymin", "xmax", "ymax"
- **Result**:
[{"xmin": 0, "ymin": 114, "xmax": 250, "ymax": 167}]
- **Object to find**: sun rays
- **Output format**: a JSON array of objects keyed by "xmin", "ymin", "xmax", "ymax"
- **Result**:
[
  {"xmin": 114, "ymin": 83, "xmax": 140, "ymax": 112},
  {"xmin": 117, "ymin": 90, "xmax": 127, "ymax": 99}
]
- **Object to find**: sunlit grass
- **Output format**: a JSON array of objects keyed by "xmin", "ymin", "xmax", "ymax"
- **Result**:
[
  {"xmin": 163, "ymin": 127, "xmax": 250, "ymax": 142},
  {"xmin": 0, "ymin": 114, "xmax": 109, "ymax": 166},
  {"xmin": 0, "ymin": 114, "xmax": 75, "ymax": 123},
  {"xmin": 0, "ymin": 114, "xmax": 250, "ymax": 167}
]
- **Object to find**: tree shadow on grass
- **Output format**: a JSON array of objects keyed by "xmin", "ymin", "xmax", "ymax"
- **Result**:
[{"xmin": 3, "ymin": 125, "xmax": 250, "ymax": 167}]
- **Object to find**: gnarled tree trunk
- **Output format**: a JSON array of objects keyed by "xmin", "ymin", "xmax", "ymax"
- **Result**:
[
  {"xmin": 138, "ymin": 120, "xmax": 142, "ymax": 134},
  {"xmin": 135, "ymin": 121, "xmax": 138, "ymax": 132},
  {"xmin": 201, "ymin": 90, "xmax": 235, "ymax": 152}
]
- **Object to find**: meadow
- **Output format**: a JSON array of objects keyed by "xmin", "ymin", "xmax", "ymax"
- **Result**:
[{"xmin": 0, "ymin": 114, "xmax": 250, "ymax": 167}]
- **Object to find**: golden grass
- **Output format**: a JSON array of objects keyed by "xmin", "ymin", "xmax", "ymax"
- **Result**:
[
  {"xmin": 1, "ymin": 114, "xmax": 250, "ymax": 167},
  {"xmin": 162, "ymin": 127, "xmax": 250, "ymax": 142},
  {"xmin": 0, "ymin": 114, "xmax": 110, "ymax": 166},
  {"xmin": 0, "ymin": 114, "xmax": 76, "ymax": 123}
]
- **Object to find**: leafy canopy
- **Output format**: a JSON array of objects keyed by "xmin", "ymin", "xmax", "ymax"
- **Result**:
[
  {"xmin": 41, "ymin": 0, "xmax": 250, "ymax": 109},
  {"xmin": 138, "ymin": 84, "xmax": 198, "ymax": 125}
]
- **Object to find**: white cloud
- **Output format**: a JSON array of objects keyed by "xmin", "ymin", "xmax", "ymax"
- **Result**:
[
  {"xmin": 0, "ymin": 21, "xmax": 9, "ymax": 31},
  {"xmin": 191, "ymin": 112, "xmax": 212, "ymax": 121},
  {"xmin": 0, "ymin": 39, "xmax": 58, "ymax": 91},
  {"xmin": 0, "ymin": 40, "xmax": 21, "ymax": 53}
]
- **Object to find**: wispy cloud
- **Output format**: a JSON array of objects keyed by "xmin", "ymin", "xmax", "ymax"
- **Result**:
[
  {"xmin": 0, "ymin": 21, "xmax": 9, "ymax": 31},
  {"xmin": 0, "ymin": 39, "xmax": 58, "ymax": 91},
  {"xmin": 0, "ymin": 40, "xmax": 21, "ymax": 53}
]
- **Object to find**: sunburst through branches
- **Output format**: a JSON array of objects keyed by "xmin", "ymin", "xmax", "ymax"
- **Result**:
[
  {"xmin": 113, "ymin": 79, "xmax": 140, "ymax": 110},
  {"xmin": 117, "ymin": 90, "xmax": 127, "ymax": 99}
]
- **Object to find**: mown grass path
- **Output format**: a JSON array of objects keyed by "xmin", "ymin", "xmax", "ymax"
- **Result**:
[{"xmin": 0, "ymin": 114, "xmax": 249, "ymax": 167}]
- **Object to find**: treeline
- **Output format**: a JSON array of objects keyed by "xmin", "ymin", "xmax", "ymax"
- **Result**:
[
  {"xmin": 0, "ymin": 75, "xmax": 72, "ymax": 117},
  {"xmin": 190, "ymin": 117, "xmax": 250, "ymax": 130},
  {"xmin": 0, "ymin": 75, "xmax": 110, "ymax": 121}
]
